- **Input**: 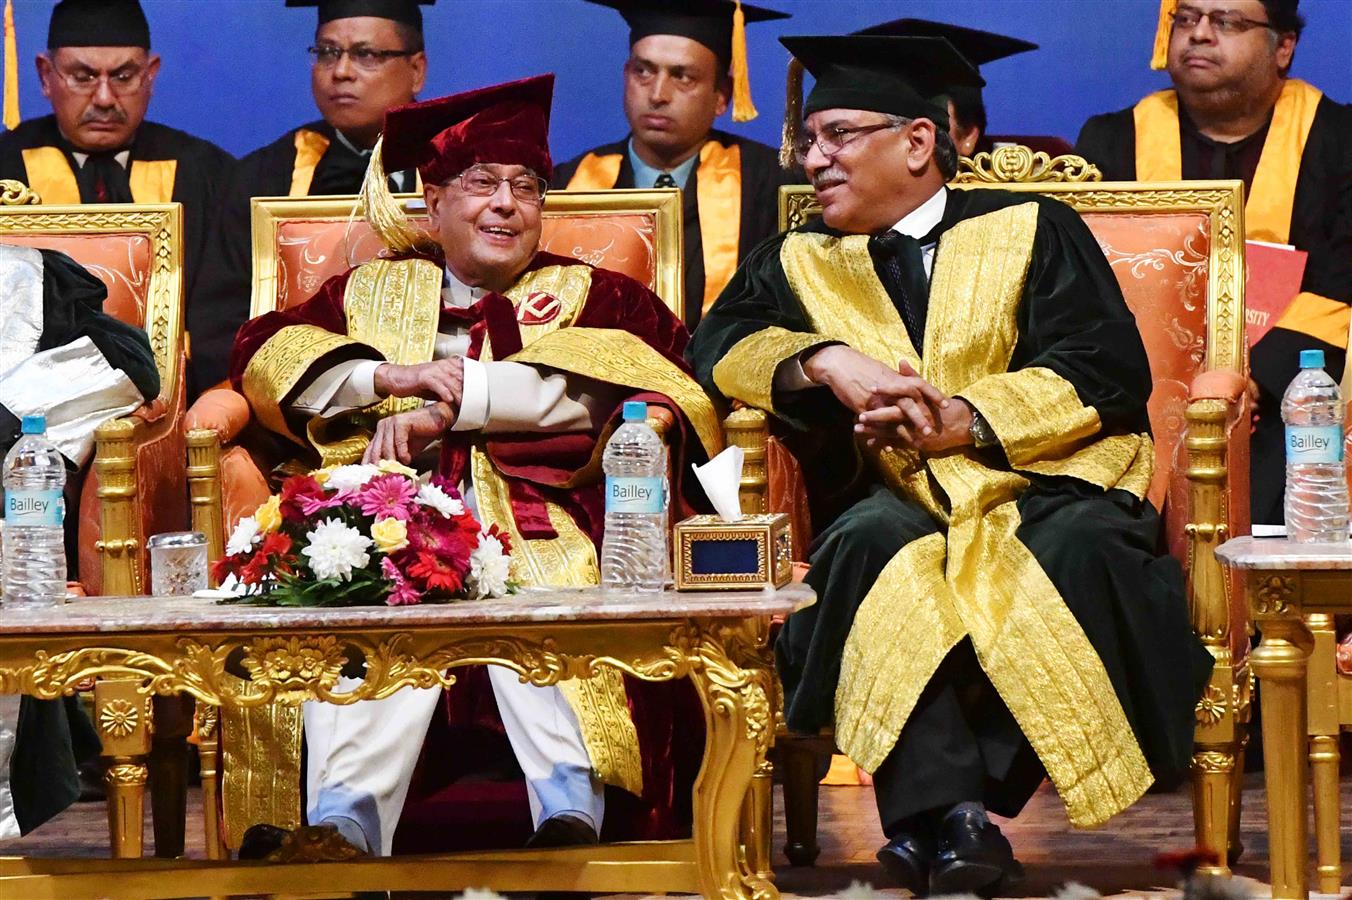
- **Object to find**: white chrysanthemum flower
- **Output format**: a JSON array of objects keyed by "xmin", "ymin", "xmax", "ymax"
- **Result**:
[
  {"xmin": 469, "ymin": 532, "xmax": 512, "ymax": 599},
  {"xmin": 226, "ymin": 516, "xmax": 261, "ymax": 556},
  {"xmin": 302, "ymin": 518, "xmax": 372, "ymax": 582},
  {"xmin": 325, "ymin": 463, "xmax": 381, "ymax": 493},
  {"xmin": 415, "ymin": 481, "xmax": 464, "ymax": 518}
]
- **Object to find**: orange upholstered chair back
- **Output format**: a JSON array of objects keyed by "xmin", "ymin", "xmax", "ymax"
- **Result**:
[
  {"xmin": 0, "ymin": 197, "xmax": 186, "ymax": 594},
  {"xmin": 250, "ymin": 189, "xmax": 682, "ymax": 319}
]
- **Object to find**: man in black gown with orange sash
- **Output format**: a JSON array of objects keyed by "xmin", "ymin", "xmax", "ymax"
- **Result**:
[{"xmin": 1076, "ymin": 0, "xmax": 1352, "ymax": 524}]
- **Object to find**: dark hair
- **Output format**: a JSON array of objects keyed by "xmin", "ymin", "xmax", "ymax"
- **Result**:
[
  {"xmin": 1261, "ymin": 0, "xmax": 1305, "ymax": 37},
  {"xmin": 392, "ymin": 21, "xmax": 424, "ymax": 54},
  {"xmin": 949, "ymin": 90, "xmax": 987, "ymax": 143},
  {"xmin": 933, "ymin": 129, "xmax": 959, "ymax": 181}
]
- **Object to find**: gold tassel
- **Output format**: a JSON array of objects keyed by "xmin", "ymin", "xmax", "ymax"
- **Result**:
[
  {"xmin": 355, "ymin": 136, "xmax": 436, "ymax": 256},
  {"xmin": 730, "ymin": 0, "xmax": 757, "ymax": 123},
  {"xmin": 4, "ymin": 0, "xmax": 20, "ymax": 130},
  {"xmin": 778, "ymin": 57, "xmax": 803, "ymax": 170},
  {"xmin": 1151, "ymin": 0, "xmax": 1178, "ymax": 70}
]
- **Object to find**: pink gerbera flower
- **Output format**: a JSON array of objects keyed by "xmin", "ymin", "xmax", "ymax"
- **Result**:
[
  {"xmin": 381, "ymin": 557, "xmax": 422, "ymax": 606},
  {"xmin": 354, "ymin": 473, "xmax": 417, "ymax": 521}
]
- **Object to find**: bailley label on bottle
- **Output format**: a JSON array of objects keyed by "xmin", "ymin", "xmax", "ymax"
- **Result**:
[
  {"xmin": 1285, "ymin": 425, "xmax": 1344, "ymax": 465},
  {"xmin": 5, "ymin": 489, "xmax": 65, "ymax": 527},
  {"xmin": 605, "ymin": 476, "xmax": 665, "ymax": 514}
]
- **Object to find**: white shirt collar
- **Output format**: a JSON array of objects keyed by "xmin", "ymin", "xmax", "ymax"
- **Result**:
[
  {"xmin": 890, "ymin": 185, "xmax": 947, "ymax": 244},
  {"xmin": 441, "ymin": 266, "xmax": 486, "ymax": 310},
  {"xmin": 71, "ymin": 149, "xmax": 130, "ymax": 170}
]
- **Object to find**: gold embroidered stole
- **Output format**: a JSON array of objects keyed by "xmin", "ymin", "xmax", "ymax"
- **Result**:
[
  {"xmin": 565, "ymin": 152, "xmax": 623, "ymax": 191},
  {"xmin": 19, "ymin": 148, "xmax": 176, "ymax": 203},
  {"xmin": 778, "ymin": 204, "xmax": 1155, "ymax": 827}
]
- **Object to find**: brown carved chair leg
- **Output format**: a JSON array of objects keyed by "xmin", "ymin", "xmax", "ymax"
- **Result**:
[
  {"xmin": 148, "ymin": 694, "xmax": 194, "ymax": 858},
  {"xmin": 779, "ymin": 737, "xmax": 823, "ymax": 867}
]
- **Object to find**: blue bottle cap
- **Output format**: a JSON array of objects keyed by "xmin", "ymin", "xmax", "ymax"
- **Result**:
[
  {"xmin": 20, "ymin": 414, "xmax": 45, "ymax": 434},
  {"xmin": 1299, "ymin": 349, "xmax": 1325, "ymax": 369},
  {"xmin": 622, "ymin": 401, "xmax": 648, "ymax": 422}
]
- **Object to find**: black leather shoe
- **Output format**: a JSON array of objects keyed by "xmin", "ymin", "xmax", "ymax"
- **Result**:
[
  {"xmin": 525, "ymin": 812, "xmax": 600, "ymax": 848},
  {"xmin": 929, "ymin": 808, "xmax": 1024, "ymax": 898},
  {"xmin": 237, "ymin": 823, "xmax": 291, "ymax": 860},
  {"xmin": 876, "ymin": 830, "xmax": 936, "ymax": 897}
]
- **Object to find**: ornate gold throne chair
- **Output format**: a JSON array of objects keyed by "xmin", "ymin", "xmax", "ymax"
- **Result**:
[
  {"xmin": 181, "ymin": 187, "xmax": 686, "ymax": 853},
  {"xmin": 750, "ymin": 148, "xmax": 1254, "ymax": 875},
  {"xmin": 0, "ymin": 179, "xmax": 193, "ymax": 856}
]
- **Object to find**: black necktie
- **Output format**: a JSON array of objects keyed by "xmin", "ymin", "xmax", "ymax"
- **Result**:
[
  {"xmin": 868, "ymin": 229, "xmax": 929, "ymax": 353},
  {"xmin": 654, "ymin": 172, "xmax": 677, "ymax": 188},
  {"xmin": 78, "ymin": 152, "xmax": 132, "ymax": 203}
]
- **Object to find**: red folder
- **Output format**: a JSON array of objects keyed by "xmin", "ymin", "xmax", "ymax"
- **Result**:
[{"xmin": 1244, "ymin": 240, "xmax": 1307, "ymax": 347}]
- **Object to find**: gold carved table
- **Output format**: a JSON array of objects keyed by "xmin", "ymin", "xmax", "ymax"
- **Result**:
[
  {"xmin": 1214, "ymin": 536, "xmax": 1351, "ymax": 899},
  {"xmin": 0, "ymin": 584, "xmax": 813, "ymax": 899}
]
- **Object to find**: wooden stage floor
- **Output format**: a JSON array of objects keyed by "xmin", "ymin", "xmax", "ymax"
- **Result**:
[{"xmin": 3, "ymin": 771, "xmax": 1348, "ymax": 898}]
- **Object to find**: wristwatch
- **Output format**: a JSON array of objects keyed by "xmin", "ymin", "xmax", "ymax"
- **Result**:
[{"xmin": 966, "ymin": 403, "xmax": 997, "ymax": 449}]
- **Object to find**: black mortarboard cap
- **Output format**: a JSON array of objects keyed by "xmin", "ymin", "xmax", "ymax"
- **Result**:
[
  {"xmin": 853, "ymin": 19, "xmax": 1037, "ymax": 67},
  {"xmin": 583, "ymin": 0, "xmax": 789, "ymax": 120},
  {"xmin": 285, "ymin": 0, "xmax": 435, "ymax": 31},
  {"xmin": 780, "ymin": 35, "xmax": 984, "ymax": 130},
  {"xmin": 48, "ymin": 0, "xmax": 150, "ymax": 50}
]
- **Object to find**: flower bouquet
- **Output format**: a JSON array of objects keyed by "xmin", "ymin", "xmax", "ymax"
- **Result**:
[{"xmin": 213, "ymin": 461, "xmax": 515, "ymax": 607}]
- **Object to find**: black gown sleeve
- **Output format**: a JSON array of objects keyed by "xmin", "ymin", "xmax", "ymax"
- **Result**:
[{"xmin": 1074, "ymin": 109, "xmax": 1138, "ymax": 182}]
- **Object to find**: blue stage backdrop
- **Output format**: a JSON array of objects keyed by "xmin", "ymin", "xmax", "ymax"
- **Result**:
[{"xmin": 4, "ymin": 0, "xmax": 1350, "ymax": 162}]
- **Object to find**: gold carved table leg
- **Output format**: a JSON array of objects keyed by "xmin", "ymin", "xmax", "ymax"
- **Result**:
[
  {"xmin": 690, "ymin": 618, "xmax": 778, "ymax": 900},
  {"xmin": 1249, "ymin": 573, "xmax": 1312, "ymax": 900},
  {"xmin": 195, "ymin": 702, "xmax": 228, "ymax": 861},
  {"xmin": 1304, "ymin": 613, "xmax": 1342, "ymax": 894},
  {"xmin": 93, "ymin": 678, "xmax": 151, "ymax": 859}
]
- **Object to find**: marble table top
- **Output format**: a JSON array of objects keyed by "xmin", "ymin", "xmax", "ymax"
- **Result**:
[
  {"xmin": 0, "ymin": 583, "xmax": 815, "ymax": 635},
  {"xmin": 1215, "ymin": 536, "xmax": 1352, "ymax": 571}
]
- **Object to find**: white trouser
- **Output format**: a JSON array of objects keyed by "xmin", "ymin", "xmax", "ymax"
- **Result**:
[{"xmin": 303, "ymin": 667, "xmax": 603, "ymax": 856}]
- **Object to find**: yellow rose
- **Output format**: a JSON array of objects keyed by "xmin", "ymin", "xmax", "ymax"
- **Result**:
[
  {"xmin": 376, "ymin": 459, "xmax": 418, "ymax": 479},
  {"xmin": 254, "ymin": 495, "xmax": 283, "ymax": 534},
  {"xmin": 370, "ymin": 517, "xmax": 409, "ymax": 554}
]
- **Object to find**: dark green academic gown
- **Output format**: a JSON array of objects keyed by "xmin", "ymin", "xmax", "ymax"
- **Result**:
[
  {"xmin": 552, "ymin": 129, "xmax": 800, "ymax": 327},
  {"xmin": 1076, "ymin": 86, "xmax": 1352, "ymax": 523},
  {"xmin": 688, "ymin": 187, "xmax": 1213, "ymax": 830},
  {"xmin": 0, "ymin": 115, "xmax": 234, "ymax": 300},
  {"xmin": 1, "ymin": 248, "xmax": 159, "ymax": 835},
  {"xmin": 186, "ymin": 120, "xmax": 416, "ymax": 395}
]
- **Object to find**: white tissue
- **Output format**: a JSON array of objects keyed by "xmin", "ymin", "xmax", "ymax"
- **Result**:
[{"xmin": 692, "ymin": 445, "xmax": 745, "ymax": 522}]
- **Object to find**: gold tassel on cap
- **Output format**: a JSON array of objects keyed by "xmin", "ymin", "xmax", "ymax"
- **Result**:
[
  {"xmin": 778, "ymin": 56, "xmax": 803, "ymax": 170},
  {"xmin": 4, "ymin": 0, "xmax": 20, "ymax": 130},
  {"xmin": 730, "ymin": 0, "xmax": 757, "ymax": 123},
  {"xmin": 1151, "ymin": 0, "xmax": 1178, "ymax": 70},
  {"xmin": 355, "ymin": 136, "xmax": 436, "ymax": 256}
]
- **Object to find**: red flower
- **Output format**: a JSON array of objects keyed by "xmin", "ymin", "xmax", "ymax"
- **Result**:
[
  {"xmin": 237, "ymin": 550, "xmax": 270, "ymax": 585},
  {"xmin": 280, "ymin": 475, "xmax": 339, "ymax": 519},
  {"xmin": 211, "ymin": 556, "xmax": 238, "ymax": 585},
  {"xmin": 407, "ymin": 550, "xmax": 465, "ymax": 593},
  {"xmin": 483, "ymin": 522, "xmax": 513, "ymax": 555},
  {"xmin": 259, "ymin": 532, "xmax": 293, "ymax": 558}
]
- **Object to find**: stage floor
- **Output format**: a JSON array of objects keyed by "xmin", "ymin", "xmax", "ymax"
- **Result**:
[{"xmin": 3, "ymin": 770, "xmax": 1348, "ymax": 898}]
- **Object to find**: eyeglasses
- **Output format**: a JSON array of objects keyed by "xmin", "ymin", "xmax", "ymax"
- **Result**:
[
  {"xmin": 793, "ymin": 122, "xmax": 902, "ymax": 165},
  {"xmin": 53, "ymin": 65, "xmax": 147, "ymax": 96},
  {"xmin": 1171, "ymin": 7, "xmax": 1273, "ymax": 36},
  {"xmin": 308, "ymin": 45, "xmax": 416, "ymax": 71},
  {"xmin": 454, "ymin": 166, "xmax": 548, "ymax": 205}
]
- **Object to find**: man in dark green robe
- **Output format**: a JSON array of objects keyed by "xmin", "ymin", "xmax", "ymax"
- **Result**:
[
  {"xmin": 688, "ymin": 34, "xmax": 1212, "ymax": 898},
  {"xmin": 0, "ymin": 0, "xmax": 233, "ymax": 301},
  {"xmin": 0, "ymin": 244, "xmax": 159, "ymax": 839},
  {"xmin": 185, "ymin": 0, "xmax": 431, "ymax": 396},
  {"xmin": 551, "ymin": 0, "xmax": 800, "ymax": 327},
  {"xmin": 1075, "ymin": 0, "xmax": 1352, "ymax": 525}
]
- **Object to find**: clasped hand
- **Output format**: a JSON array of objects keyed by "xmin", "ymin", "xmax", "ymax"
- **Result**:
[
  {"xmin": 362, "ymin": 359, "xmax": 466, "ymax": 465},
  {"xmin": 804, "ymin": 345, "xmax": 974, "ymax": 452}
]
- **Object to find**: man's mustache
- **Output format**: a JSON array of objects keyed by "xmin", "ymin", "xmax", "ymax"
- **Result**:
[
  {"xmin": 79, "ymin": 108, "xmax": 127, "ymax": 125},
  {"xmin": 811, "ymin": 168, "xmax": 847, "ymax": 189}
]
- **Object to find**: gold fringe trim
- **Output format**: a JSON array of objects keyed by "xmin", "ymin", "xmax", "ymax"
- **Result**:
[
  {"xmin": 730, "ymin": 0, "xmax": 757, "ymax": 122},
  {"xmin": 357, "ymin": 135, "xmax": 439, "ymax": 255},
  {"xmin": 1151, "ymin": 0, "xmax": 1177, "ymax": 70},
  {"xmin": 780, "ymin": 58, "xmax": 804, "ymax": 170}
]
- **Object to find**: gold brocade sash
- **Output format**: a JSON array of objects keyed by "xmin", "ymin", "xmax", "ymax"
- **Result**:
[
  {"xmin": 778, "ymin": 203, "xmax": 1155, "ymax": 827},
  {"xmin": 695, "ymin": 140, "xmax": 743, "ymax": 310},
  {"xmin": 290, "ymin": 129, "xmax": 331, "ymax": 196},
  {"xmin": 565, "ymin": 152, "xmax": 623, "ymax": 191},
  {"xmin": 1133, "ymin": 79, "xmax": 1322, "ymax": 245},
  {"xmin": 19, "ymin": 148, "xmax": 176, "ymax": 203}
]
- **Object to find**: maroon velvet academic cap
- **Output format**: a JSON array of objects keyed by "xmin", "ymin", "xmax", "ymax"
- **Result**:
[{"xmin": 380, "ymin": 74, "xmax": 554, "ymax": 186}]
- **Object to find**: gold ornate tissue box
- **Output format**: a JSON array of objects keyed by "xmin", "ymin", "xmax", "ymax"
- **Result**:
[{"xmin": 674, "ymin": 513, "xmax": 793, "ymax": 591}]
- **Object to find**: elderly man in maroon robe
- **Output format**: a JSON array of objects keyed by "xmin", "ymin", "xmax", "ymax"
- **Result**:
[{"xmin": 227, "ymin": 74, "xmax": 719, "ymax": 859}]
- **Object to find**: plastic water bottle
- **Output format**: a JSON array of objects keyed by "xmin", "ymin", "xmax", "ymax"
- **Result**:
[
  {"xmin": 1281, "ymin": 350, "xmax": 1348, "ymax": 543},
  {"xmin": 600, "ymin": 401, "xmax": 670, "ymax": 592},
  {"xmin": 2, "ymin": 415, "xmax": 68, "ymax": 606}
]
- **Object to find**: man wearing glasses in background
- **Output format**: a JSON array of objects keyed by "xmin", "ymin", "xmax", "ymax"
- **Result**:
[
  {"xmin": 1076, "ymin": 0, "xmax": 1352, "ymax": 527},
  {"xmin": 0, "ymin": 0, "xmax": 233, "ymax": 298},
  {"xmin": 186, "ymin": 0, "xmax": 433, "ymax": 396}
]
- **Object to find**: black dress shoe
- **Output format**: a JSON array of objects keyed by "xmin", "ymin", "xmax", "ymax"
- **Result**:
[
  {"xmin": 237, "ymin": 823, "xmax": 291, "ymax": 860},
  {"xmin": 527, "ymin": 814, "xmax": 598, "ymax": 900},
  {"xmin": 930, "ymin": 808, "xmax": 1024, "ymax": 898},
  {"xmin": 876, "ymin": 830, "xmax": 936, "ymax": 897}
]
